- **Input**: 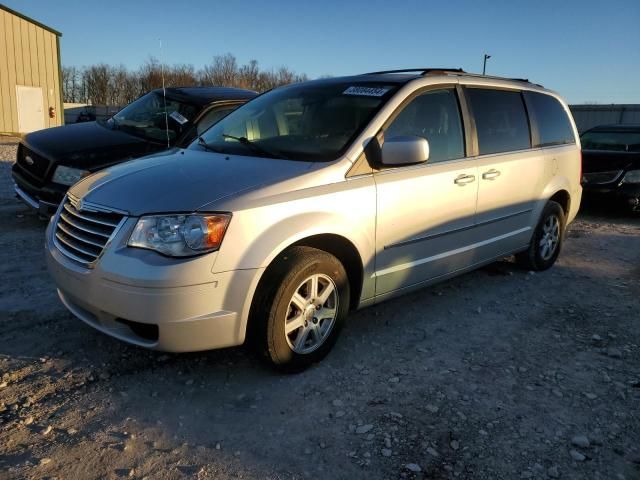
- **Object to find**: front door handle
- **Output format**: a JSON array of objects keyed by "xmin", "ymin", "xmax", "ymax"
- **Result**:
[
  {"xmin": 482, "ymin": 169, "xmax": 501, "ymax": 180},
  {"xmin": 454, "ymin": 174, "xmax": 476, "ymax": 186}
]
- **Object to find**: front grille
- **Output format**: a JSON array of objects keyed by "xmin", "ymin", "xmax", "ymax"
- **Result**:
[
  {"xmin": 582, "ymin": 170, "xmax": 623, "ymax": 185},
  {"xmin": 53, "ymin": 195, "xmax": 125, "ymax": 267},
  {"xmin": 17, "ymin": 143, "xmax": 50, "ymax": 181}
]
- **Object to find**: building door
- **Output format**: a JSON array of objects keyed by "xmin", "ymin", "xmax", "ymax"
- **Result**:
[{"xmin": 16, "ymin": 85, "xmax": 45, "ymax": 133}]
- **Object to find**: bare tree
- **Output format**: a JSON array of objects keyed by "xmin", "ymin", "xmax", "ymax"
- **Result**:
[
  {"xmin": 62, "ymin": 54, "xmax": 308, "ymax": 107},
  {"xmin": 138, "ymin": 56, "xmax": 164, "ymax": 92},
  {"xmin": 62, "ymin": 66, "xmax": 82, "ymax": 103},
  {"xmin": 200, "ymin": 53, "xmax": 239, "ymax": 87},
  {"xmin": 237, "ymin": 59, "xmax": 260, "ymax": 90},
  {"xmin": 168, "ymin": 64, "xmax": 198, "ymax": 87},
  {"xmin": 83, "ymin": 64, "xmax": 111, "ymax": 105}
]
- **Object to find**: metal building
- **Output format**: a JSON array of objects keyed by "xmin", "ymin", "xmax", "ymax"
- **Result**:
[
  {"xmin": 0, "ymin": 4, "xmax": 63, "ymax": 135},
  {"xmin": 569, "ymin": 104, "xmax": 640, "ymax": 133}
]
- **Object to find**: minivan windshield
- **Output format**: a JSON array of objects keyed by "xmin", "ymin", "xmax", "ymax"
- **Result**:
[
  {"xmin": 197, "ymin": 81, "xmax": 399, "ymax": 161},
  {"xmin": 581, "ymin": 130, "xmax": 640, "ymax": 152},
  {"xmin": 107, "ymin": 92, "xmax": 198, "ymax": 144}
]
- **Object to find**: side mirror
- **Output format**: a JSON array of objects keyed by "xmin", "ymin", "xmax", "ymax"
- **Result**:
[{"xmin": 381, "ymin": 135, "xmax": 430, "ymax": 166}]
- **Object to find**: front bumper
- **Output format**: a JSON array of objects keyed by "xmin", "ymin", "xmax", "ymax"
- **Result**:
[
  {"xmin": 12, "ymin": 165, "xmax": 65, "ymax": 214},
  {"xmin": 45, "ymin": 217, "xmax": 263, "ymax": 352},
  {"xmin": 14, "ymin": 184, "xmax": 60, "ymax": 215}
]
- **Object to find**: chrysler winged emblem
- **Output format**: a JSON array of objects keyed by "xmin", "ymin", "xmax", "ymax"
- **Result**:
[{"xmin": 24, "ymin": 155, "xmax": 34, "ymax": 166}]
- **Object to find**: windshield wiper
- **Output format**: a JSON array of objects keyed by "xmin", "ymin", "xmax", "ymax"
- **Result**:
[
  {"xmin": 221, "ymin": 134, "xmax": 289, "ymax": 160},
  {"xmin": 198, "ymin": 136, "xmax": 224, "ymax": 153}
]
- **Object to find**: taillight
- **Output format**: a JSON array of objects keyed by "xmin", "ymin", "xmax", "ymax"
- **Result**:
[{"xmin": 579, "ymin": 150, "xmax": 583, "ymax": 184}]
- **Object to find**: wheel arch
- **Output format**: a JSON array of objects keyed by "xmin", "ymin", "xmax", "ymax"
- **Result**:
[
  {"xmin": 290, "ymin": 234, "xmax": 364, "ymax": 311},
  {"xmin": 240, "ymin": 232, "xmax": 366, "ymax": 347},
  {"xmin": 549, "ymin": 189, "xmax": 571, "ymax": 215}
]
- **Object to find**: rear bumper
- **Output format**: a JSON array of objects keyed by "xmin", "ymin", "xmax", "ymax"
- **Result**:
[
  {"xmin": 45, "ymin": 218, "xmax": 263, "ymax": 352},
  {"xmin": 582, "ymin": 183, "xmax": 640, "ymax": 207}
]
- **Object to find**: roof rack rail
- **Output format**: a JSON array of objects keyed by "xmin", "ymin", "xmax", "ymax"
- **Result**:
[
  {"xmin": 362, "ymin": 68, "xmax": 466, "ymax": 76},
  {"xmin": 453, "ymin": 71, "xmax": 535, "ymax": 84},
  {"xmin": 361, "ymin": 68, "xmax": 542, "ymax": 87}
]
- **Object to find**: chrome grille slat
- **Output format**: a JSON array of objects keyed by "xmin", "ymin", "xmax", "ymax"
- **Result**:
[
  {"xmin": 59, "ymin": 211, "xmax": 111, "ymax": 237},
  {"xmin": 55, "ymin": 231, "xmax": 100, "ymax": 258},
  {"xmin": 63, "ymin": 202, "xmax": 120, "ymax": 227},
  {"xmin": 57, "ymin": 222, "xmax": 106, "ymax": 248},
  {"xmin": 53, "ymin": 197, "xmax": 126, "ymax": 267},
  {"xmin": 53, "ymin": 237, "xmax": 96, "ymax": 264}
]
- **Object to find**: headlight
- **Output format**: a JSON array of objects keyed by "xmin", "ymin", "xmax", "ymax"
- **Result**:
[
  {"xmin": 128, "ymin": 213, "xmax": 231, "ymax": 257},
  {"xmin": 52, "ymin": 165, "xmax": 90, "ymax": 186},
  {"xmin": 621, "ymin": 170, "xmax": 640, "ymax": 184}
]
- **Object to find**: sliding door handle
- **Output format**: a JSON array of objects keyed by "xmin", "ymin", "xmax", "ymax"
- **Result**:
[
  {"xmin": 454, "ymin": 174, "xmax": 476, "ymax": 186},
  {"xmin": 482, "ymin": 169, "xmax": 501, "ymax": 180}
]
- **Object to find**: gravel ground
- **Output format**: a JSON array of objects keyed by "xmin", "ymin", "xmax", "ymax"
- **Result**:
[{"xmin": 1, "ymin": 137, "xmax": 639, "ymax": 480}]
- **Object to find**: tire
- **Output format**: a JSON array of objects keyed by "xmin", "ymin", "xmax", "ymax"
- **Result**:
[
  {"xmin": 249, "ymin": 246, "xmax": 350, "ymax": 372},
  {"xmin": 516, "ymin": 201, "xmax": 566, "ymax": 271}
]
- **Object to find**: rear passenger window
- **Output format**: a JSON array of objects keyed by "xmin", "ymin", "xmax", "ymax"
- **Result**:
[
  {"xmin": 197, "ymin": 107, "xmax": 237, "ymax": 135},
  {"xmin": 385, "ymin": 89, "xmax": 464, "ymax": 163},
  {"xmin": 524, "ymin": 92, "xmax": 575, "ymax": 147},
  {"xmin": 467, "ymin": 89, "xmax": 530, "ymax": 155}
]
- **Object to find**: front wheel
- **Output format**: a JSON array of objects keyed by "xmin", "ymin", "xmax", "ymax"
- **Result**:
[
  {"xmin": 249, "ymin": 247, "xmax": 350, "ymax": 372},
  {"xmin": 516, "ymin": 201, "xmax": 566, "ymax": 271}
]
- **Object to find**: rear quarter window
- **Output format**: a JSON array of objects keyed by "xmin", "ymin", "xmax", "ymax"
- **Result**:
[
  {"xmin": 524, "ymin": 92, "xmax": 575, "ymax": 147},
  {"xmin": 467, "ymin": 88, "xmax": 531, "ymax": 155}
]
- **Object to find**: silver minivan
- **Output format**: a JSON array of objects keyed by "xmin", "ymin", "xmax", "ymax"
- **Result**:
[{"xmin": 45, "ymin": 69, "xmax": 582, "ymax": 370}]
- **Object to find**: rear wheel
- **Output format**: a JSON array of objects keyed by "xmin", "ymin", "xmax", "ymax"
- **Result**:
[
  {"xmin": 249, "ymin": 246, "xmax": 350, "ymax": 372},
  {"xmin": 516, "ymin": 201, "xmax": 565, "ymax": 271}
]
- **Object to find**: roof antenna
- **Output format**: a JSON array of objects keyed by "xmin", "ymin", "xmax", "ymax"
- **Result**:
[{"xmin": 159, "ymin": 39, "xmax": 170, "ymax": 148}]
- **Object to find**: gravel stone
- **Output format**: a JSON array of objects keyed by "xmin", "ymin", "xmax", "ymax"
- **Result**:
[
  {"xmin": 571, "ymin": 435, "xmax": 590, "ymax": 448},
  {"xmin": 606, "ymin": 348, "xmax": 623, "ymax": 358},
  {"xmin": 355, "ymin": 424, "xmax": 374, "ymax": 434},
  {"xmin": 405, "ymin": 463, "xmax": 422, "ymax": 472},
  {"xmin": 569, "ymin": 449, "xmax": 586, "ymax": 462},
  {"xmin": 548, "ymin": 466, "xmax": 560, "ymax": 478}
]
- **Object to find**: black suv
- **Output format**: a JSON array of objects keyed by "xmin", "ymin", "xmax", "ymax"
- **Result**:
[
  {"xmin": 13, "ymin": 86, "xmax": 256, "ymax": 214},
  {"xmin": 581, "ymin": 124, "xmax": 640, "ymax": 211}
]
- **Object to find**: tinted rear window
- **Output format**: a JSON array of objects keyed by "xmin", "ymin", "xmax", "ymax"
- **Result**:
[
  {"xmin": 524, "ymin": 92, "xmax": 575, "ymax": 147},
  {"xmin": 467, "ymin": 89, "xmax": 531, "ymax": 155},
  {"xmin": 581, "ymin": 130, "xmax": 640, "ymax": 152}
]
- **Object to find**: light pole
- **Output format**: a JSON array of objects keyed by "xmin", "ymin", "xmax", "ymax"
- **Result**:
[{"xmin": 482, "ymin": 54, "xmax": 491, "ymax": 75}]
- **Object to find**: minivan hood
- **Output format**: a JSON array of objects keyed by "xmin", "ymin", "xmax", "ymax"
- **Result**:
[
  {"xmin": 24, "ymin": 121, "xmax": 153, "ymax": 169},
  {"xmin": 70, "ymin": 149, "xmax": 315, "ymax": 216}
]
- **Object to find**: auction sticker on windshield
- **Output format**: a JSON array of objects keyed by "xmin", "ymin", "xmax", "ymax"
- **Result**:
[
  {"xmin": 343, "ymin": 86, "xmax": 390, "ymax": 97},
  {"xmin": 170, "ymin": 111, "xmax": 189, "ymax": 125}
]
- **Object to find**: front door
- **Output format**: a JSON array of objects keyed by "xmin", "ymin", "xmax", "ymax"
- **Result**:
[{"xmin": 374, "ymin": 88, "xmax": 478, "ymax": 296}]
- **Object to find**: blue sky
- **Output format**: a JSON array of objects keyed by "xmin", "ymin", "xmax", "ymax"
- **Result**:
[{"xmin": 5, "ymin": 0, "xmax": 640, "ymax": 103}]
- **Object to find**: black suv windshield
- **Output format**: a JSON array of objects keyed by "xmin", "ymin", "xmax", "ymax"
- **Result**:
[
  {"xmin": 108, "ymin": 92, "xmax": 198, "ymax": 144},
  {"xmin": 581, "ymin": 130, "xmax": 640, "ymax": 152},
  {"xmin": 197, "ymin": 81, "xmax": 399, "ymax": 161}
]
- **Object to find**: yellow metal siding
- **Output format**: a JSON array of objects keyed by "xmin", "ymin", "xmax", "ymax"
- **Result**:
[
  {"xmin": 3, "ymin": 13, "xmax": 19, "ymax": 131},
  {"xmin": 0, "ymin": 13, "xmax": 11, "ymax": 132},
  {"xmin": 0, "ymin": 8, "xmax": 62, "ymax": 134}
]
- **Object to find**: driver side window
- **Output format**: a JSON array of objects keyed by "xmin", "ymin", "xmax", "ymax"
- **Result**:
[{"xmin": 385, "ymin": 89, "xmax": 465, "ymax": 163}]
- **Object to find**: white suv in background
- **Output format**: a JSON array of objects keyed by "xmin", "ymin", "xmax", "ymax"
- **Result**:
[{"xmin": 45, "ymin": 68, "xmax": 582, "ymax": 371}]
